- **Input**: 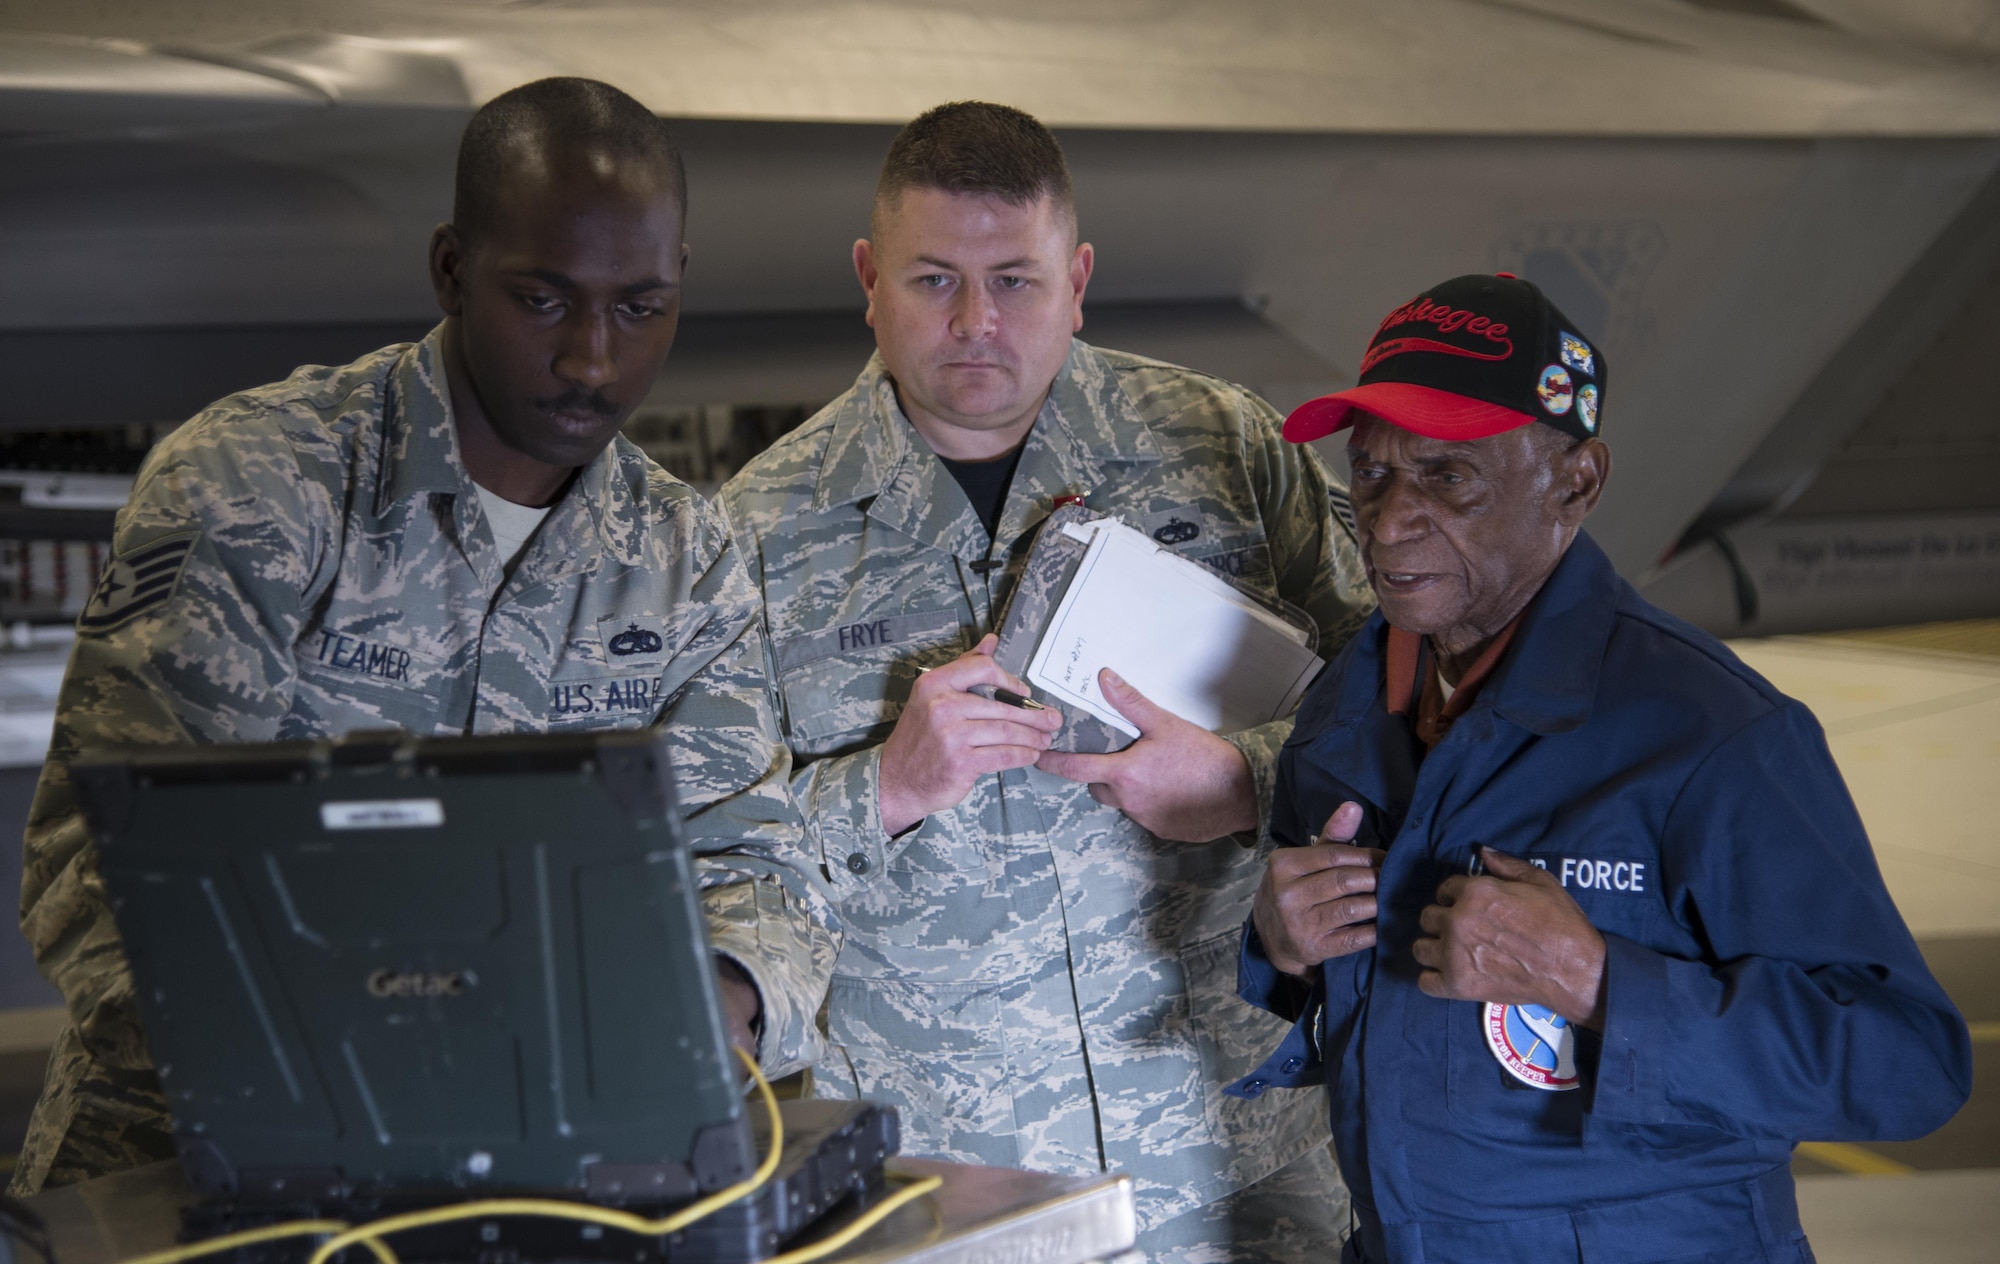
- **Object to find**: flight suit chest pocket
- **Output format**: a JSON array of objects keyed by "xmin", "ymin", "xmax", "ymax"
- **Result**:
[
  {"xmin": 1439, "ymin": 826, "xmax": 1664, "ymax": 943},
  {"xmin": 775, "ymin": 609, "xmax": 968, "ymax": 754},
  {"xmin": 1518, "ymin": 844, "xmax": 1663, "ymax": 946},
  {"xmin": 1434, "ymin": 831, "xmax": 1661, "ymax": 1131}
]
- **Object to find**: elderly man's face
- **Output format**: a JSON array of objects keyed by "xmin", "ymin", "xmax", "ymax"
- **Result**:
[
  {"xmin": 854, "ymin": 188, "xmax": 1092, "ymax": 459},
  {"xmin": 1345, "ymin": 414, "xmax": 1608, "ymax": 649}
]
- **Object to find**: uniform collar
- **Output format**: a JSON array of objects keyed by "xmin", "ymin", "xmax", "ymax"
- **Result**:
[
  {"xmin": 811, "ymin": 339, "xmax": 1163, "ymax": 551},
  {"xmin": 374, "ymin": 324, "xmax": 650, "ymax": 570},
  {"xmin": 1481, "ymin": 531, "xmax": 1620, "ymax": 736},
  {"xmin": 375, "ymin": 327, "xmax": 466, "ymax": 513},
  {"xmin": 1332, "ymin": 531, "xmax": 1619, "ymax": 737}
]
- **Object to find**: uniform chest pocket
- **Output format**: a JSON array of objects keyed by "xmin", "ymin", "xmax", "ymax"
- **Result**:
[
  {"xmin": 294, "ymin": 653, "xmax": 448, "ymax": 734},
  {"xmin": 1185, "ymin": 537, "xmax": 1275, "ymax": 590},
  {"xmin": 1434, "ymin": 840, "xmax": 1659, "ymax": 1132},
  {"xmin": 1532, "ymin": 851, "xmax": 1663, "ymax": 946},
  {"xmin": 1439, "ymin": 993, "xmax": 1590, "ymax": 1137},
  {"xmin": 775, "ymin": 610, "xmax": 967, "ymax": 754}
]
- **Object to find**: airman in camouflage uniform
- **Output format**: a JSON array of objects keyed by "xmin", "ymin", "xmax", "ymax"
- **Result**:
[
  {"xmin": 12, "ymin": 80, "xmax": 835, "ymax": 1195},
  {"xmin": 724, "ymin": 101, "xmax": 1373, "ymax": 1260},
  {"xmin": 11, "ymin": 329, "xmax": 833, "ymax": 1195},
  {"xmin": 725, "ymin": 335, "xmax": 1372, "ymax": 1254}
]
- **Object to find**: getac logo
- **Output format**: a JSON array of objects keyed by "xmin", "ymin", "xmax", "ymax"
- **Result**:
[{"xmin": 367, "ymin": 968, "xmax": 469, "ymax": 999}]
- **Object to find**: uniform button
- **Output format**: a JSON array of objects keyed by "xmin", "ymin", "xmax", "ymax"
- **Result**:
[
  {"xmin": 1281, "ymin": 1058, "xmax": 1303, "ymax": 1074},
  {"xmin": 846, "ymin": 853, "xmax": 871, "ymax": 875},
  {"xmin": 1243, "ymin": 1079, "xmax": 1267, "ymax": 1097}
]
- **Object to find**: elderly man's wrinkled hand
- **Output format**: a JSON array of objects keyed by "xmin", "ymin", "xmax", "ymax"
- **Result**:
[
  {"xmin": 1412, "ymin": 846, "xmax": 1609, "ymax": 1031},
  {"xmin": 1035, "ymin": 668, "xmax": 1258, "ymax": 841},
  {"xmin": 1251, "ymin": 802, "xmax": 1385, "ymax": 977}
]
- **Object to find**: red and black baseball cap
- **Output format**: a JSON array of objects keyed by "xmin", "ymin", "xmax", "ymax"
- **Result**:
[{"xmin": 1283, "ymin": 273, "xmax": 1606, "ymax": 445}]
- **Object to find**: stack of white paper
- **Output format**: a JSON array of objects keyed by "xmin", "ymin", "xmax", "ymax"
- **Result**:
[{"xmin": 1025, "ymin": 519, "xmax": 1324, "ymax": 737}]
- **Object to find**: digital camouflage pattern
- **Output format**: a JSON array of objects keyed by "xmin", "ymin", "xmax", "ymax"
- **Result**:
[
  {"xmin": 12, "ymin": 328, "xmax": 838, "ymax": 1194},
  {"xmin": 721, "ymin": 340, "xmax": 1373, "ymax": 1236},
  {"xmin": 1127, "ymin": 1143, "xmax": 1347, "ymax": 1264}
]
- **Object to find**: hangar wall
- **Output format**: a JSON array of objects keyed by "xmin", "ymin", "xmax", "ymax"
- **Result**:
[{"xmin": 7, "ymin": 113, "xmax": 1999, "ymax": 582}]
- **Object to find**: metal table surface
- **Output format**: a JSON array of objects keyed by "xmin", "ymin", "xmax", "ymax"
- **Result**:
[{"xmin": 19, "ymin": 1158, "xmax": 1136, "ymax": 1264}]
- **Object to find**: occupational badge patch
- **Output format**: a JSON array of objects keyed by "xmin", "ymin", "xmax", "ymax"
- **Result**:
[
  {"xmin": 1559, "ymin": 332, "xmax": 1596, "ymax": 377},
  {"xmin": 1536, "ymin": 365, "xmax": 1575, "ymax": 415},
  {"xmin": 77, "ymin": 531, "xmax": 199, "ymax": 634},
  {"xmin": 598, "ymin": 612, "xmax": 672, "ymax": 663},
  {"xmin": 1577, "ymin": 384, "xmax": 1600, "ymax": 433},
  {"xmin": 1483, "ymin": 1001, "xmax": 1579, "ymax": 1091},
  {"xmin": 1142, "ymin": 504, "xmax": 1206, "ymax": 548}
]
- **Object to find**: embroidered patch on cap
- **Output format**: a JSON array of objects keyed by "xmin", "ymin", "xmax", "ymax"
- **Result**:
[
  {"xmin": 1484, "ymin": 1001, "xmax": 1579, "ymax": 1091},
  {"xmin": 1577, "ymin": 384, "xmax": 1600, "ymax": 433},
  {"xmin": 1536, "ymin": 365, "xmax": 1574, "ymax": 415},
  {"xmin": 78, "ymin": 531, "xmax": 198, "ymax": 634},
  {"xmin": 1559, "ymin": 332, "xmax": 1596, "ymax": 377}
]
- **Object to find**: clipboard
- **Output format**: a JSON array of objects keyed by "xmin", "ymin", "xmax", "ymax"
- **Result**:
[{"xmin": 991, "ymin": 503, "xmax": 1321, "ymax": 754}]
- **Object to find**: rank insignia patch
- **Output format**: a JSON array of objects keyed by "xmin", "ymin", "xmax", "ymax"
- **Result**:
[
  {"xmin": 1577, "ymin": 384, "xmax": 1600, "ymax": 433},
  {"xmin": 1484, "ymin": 1001, "xmax": 1579, "ymax": 1091},
  {"xmin": 1536, "ymin": 364, "xmax": 1575, "ymax": 415},
  {"xmin": 78, "ymin": 532, "xmax": 198, "ymax": 634},
  {"xmin": 1559, "ymin": 332, "xmax": 1596, "ymax": 377}
]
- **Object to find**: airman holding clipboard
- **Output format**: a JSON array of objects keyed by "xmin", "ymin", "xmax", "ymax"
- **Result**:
[{"xmin": 721, "ymin": 102, "xmax": 1374, "ymax": 1262}]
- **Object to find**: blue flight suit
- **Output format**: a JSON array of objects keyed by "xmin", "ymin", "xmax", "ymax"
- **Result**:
[{"xmin": 1232, "ymin": 532, "xmax": 1971, "ymax": 1264}]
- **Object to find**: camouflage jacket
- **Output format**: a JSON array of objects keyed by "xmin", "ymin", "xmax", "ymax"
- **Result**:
[
  {"xmin": 720, "ymin": 341, "xmax": 1373, "ymax": 1230},
  {"xmin": 13, "ymin": 328, "xmax": 837, "ymax": 1194}
]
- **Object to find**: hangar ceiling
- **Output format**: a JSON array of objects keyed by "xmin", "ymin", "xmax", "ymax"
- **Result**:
[
  {"xmin": 5, "ymin": 0, "xmax": 2000, "ymax": 134},
  {"xmin": 1, "ymin": 0, "xmax": 1997, "ymax": 608}
]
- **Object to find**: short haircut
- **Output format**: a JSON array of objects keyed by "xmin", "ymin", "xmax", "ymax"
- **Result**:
[
  {"xmin": 873, "ymin": 101, "xmax": 1075, "ymax": 237},
  {"xmin": 453, "ymin": 77, "xmax": 687, "ymax": 246}
]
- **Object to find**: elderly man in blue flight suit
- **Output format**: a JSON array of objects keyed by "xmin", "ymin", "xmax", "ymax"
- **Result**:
[{"xmin": 1234, "ymin": 273, "xmax": 1972, "ymax": 1263}]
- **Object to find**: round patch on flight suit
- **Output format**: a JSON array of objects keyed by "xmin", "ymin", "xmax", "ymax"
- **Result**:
[
  {"xmin": 1483, "ymin": 1001, "xmax": 1579, "ymax": 1091},
  {"xmin": 1536, "ymin": 365, "xmax": 1575, "ymax": 416}
]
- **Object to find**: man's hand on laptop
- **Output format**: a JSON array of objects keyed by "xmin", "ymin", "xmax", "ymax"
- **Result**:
[
  {"xmin": 877, "ymin": 634, "xmax": 1063, "ymax": 837},
  {"xmin": 715, "ymin": 956, "xmax": 762, "ymax": 1075},
  {"xmin": 1036, "ymin": 669, "xmax": 1258, "ymax": 842}
]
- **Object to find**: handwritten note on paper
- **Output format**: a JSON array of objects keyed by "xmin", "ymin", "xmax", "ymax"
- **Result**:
[{"xmin": 1026, "ymin": 520, "xmax": 1324, "ymax": 737}]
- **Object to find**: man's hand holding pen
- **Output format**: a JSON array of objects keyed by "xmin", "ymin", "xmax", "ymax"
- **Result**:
[{"xmin": 877, "ymin": 633, "xmax": 1064, "ymax": 837}]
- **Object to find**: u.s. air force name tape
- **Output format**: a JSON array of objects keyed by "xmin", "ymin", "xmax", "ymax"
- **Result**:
[{"xmin": 78, "ymin": 531, "xmax": 199, "ymax": 633}]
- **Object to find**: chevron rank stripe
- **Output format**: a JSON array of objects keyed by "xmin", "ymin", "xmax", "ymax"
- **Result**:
[{"xmin": 78, "ymin": 531, "xmax": 199, "ymax": 633}]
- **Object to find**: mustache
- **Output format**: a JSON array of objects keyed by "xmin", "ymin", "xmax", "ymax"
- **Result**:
[{"xmin": 537, "ymin": 389, "xmax": 618, "ymax": 418}]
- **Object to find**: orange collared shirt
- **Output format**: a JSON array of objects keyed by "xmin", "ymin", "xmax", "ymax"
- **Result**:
[{"xmin": 1385, "ymin": 617, "xmax": 1523, "ymax": 748}]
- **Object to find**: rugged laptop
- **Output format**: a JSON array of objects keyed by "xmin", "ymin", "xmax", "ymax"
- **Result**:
[{"xmin": 75, "ymin": 729, "xmax": 894, "ymax": 1262}]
